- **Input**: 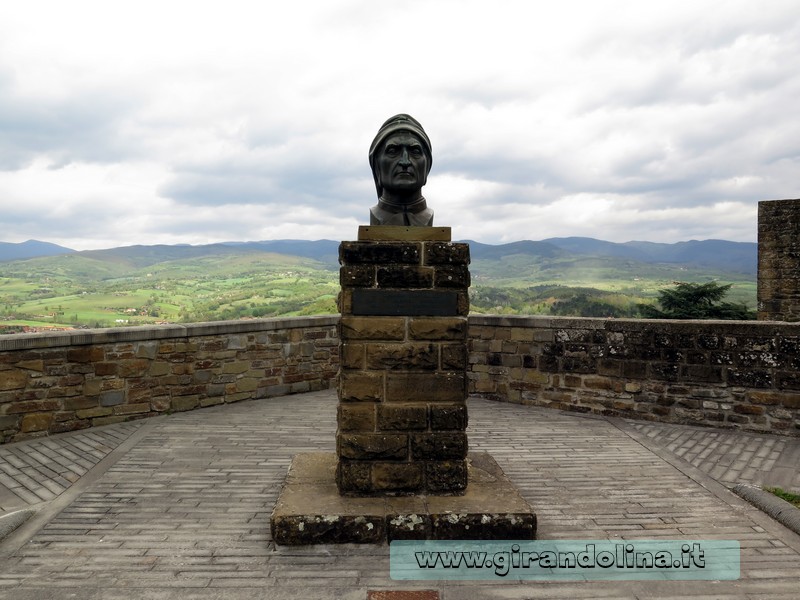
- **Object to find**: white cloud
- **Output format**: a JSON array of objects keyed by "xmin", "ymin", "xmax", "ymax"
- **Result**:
[{"xmin": 0, "ymin": 0, "xmax": 798, "ymax": 249}]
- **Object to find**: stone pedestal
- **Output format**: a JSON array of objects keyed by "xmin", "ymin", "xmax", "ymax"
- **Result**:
[
  {"xmin": 337, "ymin": 227, "xmax": 470, "ymax": 495},
  {"xmin": 270, "ymin": 226, "xmax": 537, "ymax": 544}
]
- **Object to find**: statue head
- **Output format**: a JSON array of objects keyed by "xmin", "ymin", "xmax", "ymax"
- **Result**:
[{"xmin": 368, "ymin": 114, "xmax": 432, "ymax": 202}]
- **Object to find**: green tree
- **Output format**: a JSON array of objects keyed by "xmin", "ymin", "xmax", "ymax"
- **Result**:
[{"xmin": 639, "ymin": 282, "xmax": 755, "ymax": 320}]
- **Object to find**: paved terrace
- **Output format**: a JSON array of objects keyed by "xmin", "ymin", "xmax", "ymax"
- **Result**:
[{"xmin": 0, "ymin": 390, "xmax": 799, "ymax": 599}]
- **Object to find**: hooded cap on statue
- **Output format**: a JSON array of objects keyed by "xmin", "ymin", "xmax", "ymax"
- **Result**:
[{"xmin": 368, "ymin": 114, "xmax": 433, "ymax": 198}]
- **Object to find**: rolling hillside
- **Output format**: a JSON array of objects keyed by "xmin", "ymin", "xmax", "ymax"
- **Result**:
[{"xmin": 0, "ymin": 237, "xmax": 757, "ymax": 330}]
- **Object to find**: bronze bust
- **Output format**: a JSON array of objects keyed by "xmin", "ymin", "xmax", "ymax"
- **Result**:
[{"xmin": 368, "ymin": 114, "xmax": 434, "ymax": 226}]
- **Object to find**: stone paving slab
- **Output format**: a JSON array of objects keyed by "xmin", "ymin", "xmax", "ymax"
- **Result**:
[
  {"xmin": 0, "ymin": 389, "xmax": 798, "ymax": 599},
  {"xmin": 620, "ymin": 419, "xmax": 800, "ymax": 493},
  {"xmin": 0, "ymin": 421, "xmax": 146, "ymax": 513}
]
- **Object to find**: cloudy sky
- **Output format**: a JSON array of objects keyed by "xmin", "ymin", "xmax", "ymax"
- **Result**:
[{"xmin": 1, "ymin": 0, "xmax": 798, "ymax": 250}]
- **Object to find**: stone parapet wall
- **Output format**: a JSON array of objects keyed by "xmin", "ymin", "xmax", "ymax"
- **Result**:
[
  {"xmin": 0, "ymin": 317, "xmax": 339, "ymax": 443},
  {"xmin": 468, "ymin": 315, "xmax": 800, "ymax": 436},
  {"xmin": 4, "ymin": 313, "xmax": 800, "ymax": 444}
]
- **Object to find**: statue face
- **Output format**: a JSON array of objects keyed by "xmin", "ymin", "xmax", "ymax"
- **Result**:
[{"xmin": 376, "ymin": 132, "xmax": 429, "ymax": 197}]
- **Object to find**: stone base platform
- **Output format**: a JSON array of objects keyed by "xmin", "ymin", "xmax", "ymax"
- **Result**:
[{"xmin": 270, "ymin": 451, "xmax": 536, "ymax": 545}]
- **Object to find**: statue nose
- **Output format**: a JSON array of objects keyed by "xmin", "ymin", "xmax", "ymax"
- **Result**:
[{"xmin": 399, "ymin": 148, "xmax": 411, "ymax": 165}]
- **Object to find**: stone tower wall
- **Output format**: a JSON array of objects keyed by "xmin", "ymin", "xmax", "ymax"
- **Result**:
[{"xmin": 758, "ymin": 199, "xmax": 800, "ymax": 321}]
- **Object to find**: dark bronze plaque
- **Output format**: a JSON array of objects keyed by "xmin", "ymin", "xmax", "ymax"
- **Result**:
[{"xmin": 352, "ymin": 289, "xmax": 458, "ymax": 316}]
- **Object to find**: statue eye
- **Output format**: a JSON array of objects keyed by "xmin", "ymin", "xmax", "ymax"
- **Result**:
[
  {"xmin": 384, "ymin": 145, "xmax": 399, "ymax": 156},
  {"xmin": 410, "ymin": 147, "xmax": 423, "ymax": 156}
]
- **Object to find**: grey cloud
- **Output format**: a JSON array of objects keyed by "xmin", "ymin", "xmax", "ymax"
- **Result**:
[{"xmin": 0, "ymin": 71, "xmax": 143, "ymax": 170}]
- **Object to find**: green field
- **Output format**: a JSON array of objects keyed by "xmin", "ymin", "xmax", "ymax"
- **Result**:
[{"xmin": 0, "ymin": 245, "xmax": 757, "ymax": 332}]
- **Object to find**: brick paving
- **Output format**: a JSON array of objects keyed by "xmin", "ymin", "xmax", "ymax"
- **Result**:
[
  {"xmin": 0, "ymin": 389, "xmax": 798, "ymax": 599},
  {"xmin": 620, "ymin": 419, "xmax": 800, "ymax": 494},
  {"xmin": 0, "ymin": 421, "xmax": 145, "ymax": 512}
]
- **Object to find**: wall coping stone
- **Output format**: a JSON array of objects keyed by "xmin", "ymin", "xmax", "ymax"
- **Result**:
[
  {"xmin": 468, "ymin": 314, "xmax": 800, "ymax": 332},
  {"xmin": 0, "ymin": 316, "xmax": 340, "ymax": 351}
]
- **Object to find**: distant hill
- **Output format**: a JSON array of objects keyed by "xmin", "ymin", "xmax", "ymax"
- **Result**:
[
  {"xmin": 0, "ymin": 240, "xmax": 75, "ymax": 262},
  {"xmin": 0, "ymin": 236, "xmax": 758, "ymax": 329},
  {"xmin": 543, "ymin": 237, "xmax": 757, "ymax": 275},
  {"xmin": 0, "ymin": 236, "xmax": 757, "ymax": 275},
  {"xmin": 222, "ymin": 240, "xmax": 340, "ymax": 265}
]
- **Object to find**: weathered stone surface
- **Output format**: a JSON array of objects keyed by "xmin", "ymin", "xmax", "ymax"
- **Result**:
[
  {"xmin": 336, "ymin": 459, "xmax": 372, "ymax": 494},
  {"xmin": 429, "ymin": 404, "xmax": 468, "ymax": 430},
  {"xmin": 340, "ymin": 265, "xmax": 375, "ymax": 287},
  {"xmin": 273, "ymin": 452, "xmax": 536, "ymax": 544},
  {"xmin": 340, "ymin": 316, "xmax": 405, "ymax": 341},
  {"xmin": 340, "ymin": 241, "xmax": 421, "ymax": 265},
  {"xmin": 366, "ymin": 343, "xmax": 437, "ymax": 371},
  {"xmin": 377, "ymin": 266, "xmax": 434, "ymax": 289},
  {"xmin": 20, "ymin": 412, "xmax": 54, "ymax": 433},
  {"xmin": 338, "ymin": 403, "xmax": 376, "ymax": 432},
  {"xmin": 377, "ymin": 404, "xmax": 428, "ymax": 431},
  {"xmin": 441, "ymin": 344, "xmax": 467, "ymax": 369},
  {"xmin": 339, "ymin": 371, "xmax": 384, "ymax": 402},
  {"xmin": 411, "ymin": 433, "xmax": 468, "ymax": 460},
  {"xmin": 434, "ymin": 266, "xmax": 471, "ymax": 288},
  {"xmin": 426, "ymin": 460, "xmax": 469, "ymax": 493},
  {"xmin": 338, "ymin": 433, "xmax": 408, "ymax": 460},
  {"xmin": 371, "ymin": 462, "xmax": 423, "ymax": 492},
  {"xmin": 758, "ymin": 199, "xmax": 800, "ymax": 321},
  {"xmin": 386, "ymin": 373, "xmax": 466, "ymax": 403},
  {"xmin": 423, "ymin": 242, "xmax": 470, "ymax": 265},
  {"xmin": 0, "ymin": 318, "xmax": 339, "ymax": 442},
  {"xmin": 0, "ymin": 369, "xmax": 28, "ymax": 391},
  {"xmin": 408, "ymin": 317, "xmax": 467, "ymax": 340}
]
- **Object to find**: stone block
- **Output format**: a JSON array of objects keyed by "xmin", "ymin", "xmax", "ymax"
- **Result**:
[
  {"xmin": 339, "ymin": 371, "xmax": 384, "ymax": 402},
  {"xmin": 456, "ymin": 291, "xmax": 470, "ymax": 316},
  {"xmin": 430, "ymin": 404, "xmax": 468, "ymax": 430},
  {"xmin": 386, "ymin": 372, "xmax": 466, "ymax": 402},
  {"xmin": 408, "ymin": 317, "xmax": 467, "ymax": 340},
  {"xmin": 377, "ymin": 266, "xmax": 433, "ymax": 288},
  {"xmin": 172, "ymin": 396, "xmax": 200, "ymax": 412},
  {"xmin": 366, "ymin": 343, "xmax": 437, "ymax": 371},
  {"xmin": 340, "ymin": 265, "xmax": 375, "ymax": 287},
  {"xmin": 222, "ymin": 360, "xmax": 251, "ymax": 374},
  {"xmin": 441, "ymin": 344, "xmax": 467, "ymax": 370},
  {"xmin": 377, "ymin": 404, "xmax": 428, "ymax": 431},
  {"xmin": 425, "ymin": 460, "xmax": 468, "ymax": 493},
  {"xmin": 336, "ymin": 459, "xmax": 373, "ymax": 494},
  {"xmin": 423, "ymin": 242, "xmax": 470, "ymax": 265},
  {"xmin": 338, "ymin": 433, "xmax": 408, "ymax": 460},
  {"xmin": 20, "ymin": 412, "xmax": 54, "ymax": 433},
  {"xmin": 66, "ymin": 347, "xmax": 104, "ymax": 363},
  {"xmin": 411, "ymin": 432, "xmax": 468, "ymax": 460},
  {"xmin": 99, "ymin": 390, "xmax": 125, "ymax": 407},
  {"xmin": 340, "ymin": 241, "xmax": 421, "ymax": 265},
  {"xmin": 117, "ymin": 359, "xmax": 149, "ymax": 378},
  {"xmin": 371, "ymin": 462, "xmax": 424, "ymax": 492},
  {"xmin": 338, "ymin": 403, "xmax": 376, "ymax": 432},
  {"xmin": 434, "ymin": 266, "xmax": 471, "ymax": 288},
  {"xmin": 340, "ymin": 343, "xmax": 365, "ymax": 369},
  {"xmin": 0, "ymin": 369, "xmax": 28, "ymax": 391},
  {"xmin": 340, "ymin": 316, "xmax": 406, "ymax": 341},
  {"xmin": 113, "ymin": 402, "xmax": 150, "ymax": 415},
  {"xmin": 76, "ymin": 407, "xmax": 113, "ymax": 419}
]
